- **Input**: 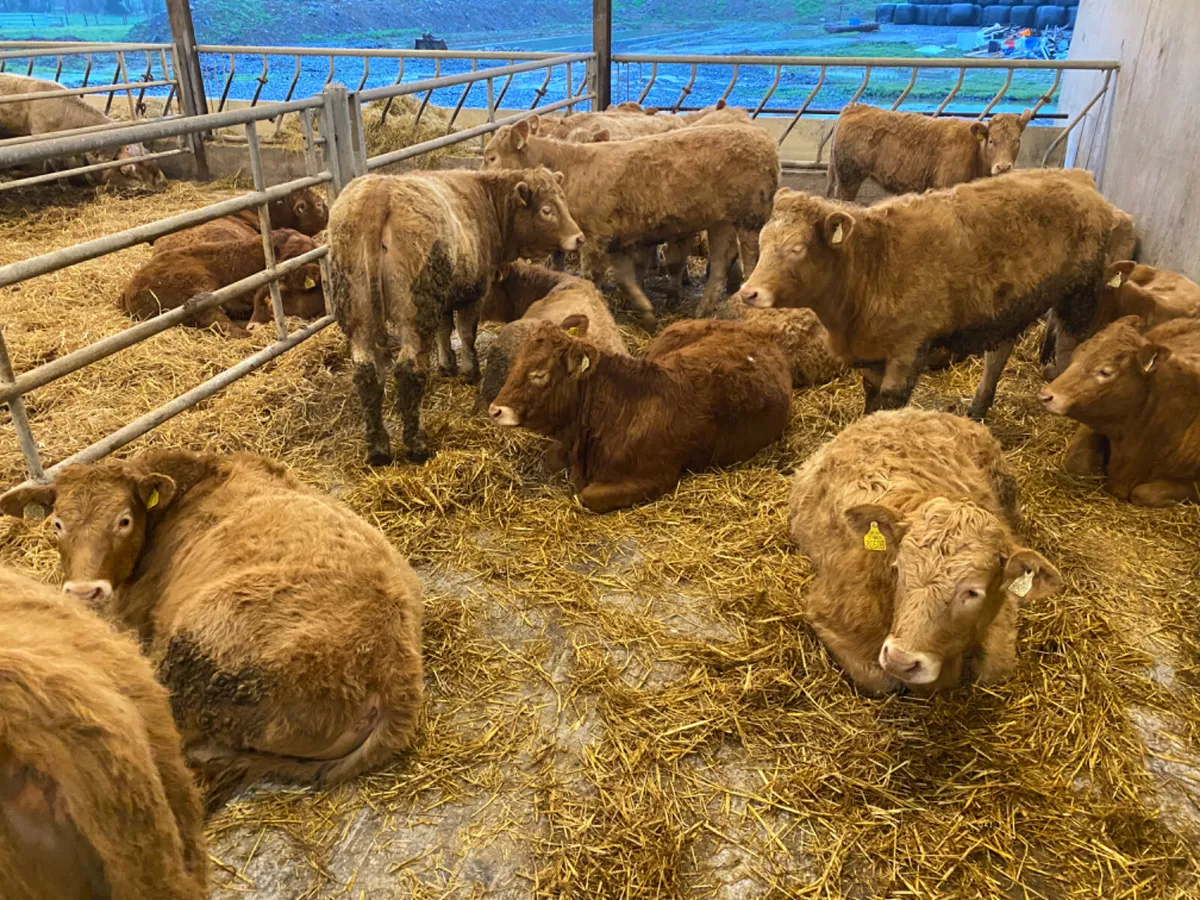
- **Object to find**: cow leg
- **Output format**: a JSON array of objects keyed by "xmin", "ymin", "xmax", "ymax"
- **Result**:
[
  {"xmin": 542, "ymin": 440, "xmax": 569, "ymax": 474},
  {"xmin": 578, "ymin": 478, "xmax": 668, "ymax": 513},
  {"xmin": 1051, "ymin": 332, "xmax": 1080, "ymax": 383},
  {"xmin": 352, "ymin": 360, "xmax": 393, "ymax": 467},
  {"xmin": 663, "ymin": 238, "xmax": 689, "ymax": 300},
  {"xmin": 1130, "ymin": 480, "xmax": 1200, "ymax": 507},
  {"xmin": 1039, "ymin": 309, "xmax": 1062, "ymax": 379},
  {"xmin": 436, "ymin": 311, "xmax": 458, "ymax": 378},
  {"xmin": 695, "ymin": 223, "xmax": 737, "ymax": 318},
  {"xmin": 1063, "ymin": 426, "xmax": 1109, "ymax": 476},
  {"xmin": 737, "ymin": 227, "xmax": 760, "ymax": 282},
  {"xmin": 967, "ymin": 339, "xmax": 1016, "ymax": 421},
  {"xmin": 872, "ymin": 355, "xmax": 920, "ymax": 413},
  {"xmin": 829, "ymin": 160, "xmax": 864, "ymax": 202},
  {"xmin": 610, "ymin": 252, "xmax": 657, "ymax": 331},
  {"xmin": 455, "ymin": 303, "xmax": 482, "ymax": 384},
  {"xmin": 859, "ymin": 363, "xmax": 884, "ymax": 413},
  {"xmin": 394, "ymin": 328, "xmax": 434, "ymax": 464}
]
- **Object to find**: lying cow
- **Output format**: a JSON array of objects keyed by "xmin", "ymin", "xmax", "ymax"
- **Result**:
[
  {"xmin": 789, "ymin": 408, "xmax": 1063, "ymax": 694},
  {"xmin": 0, "ymin": 449, "xmax": 425, "ymax": 810},
  {"xmin": 0, "ymin": 566, "xmax": 207, "ymax": 899},
  {"xmin": 712, "ymin": 295, "xmax": 845, "ymax": 388},
  {"xmin": 822, "ymin": 104, "xmax": 1032, "ymax": 201},
  {"xmin": 488, "ymin": 317, "xmax": 791, "ymax": 513},
  {"xmin": 152, "ymin": 186, "xmax": 328, "ymax": 254},
  {"xmin": 476, "ymin": 261, "xmax": 627, "ymax": 409},
  {"xmin": 1038, "ymin": 316, "xmax": 1200, "ymax": 506},
  {"xmin": 736, "ymin": 169, "xmax": 1115, "ymax": 419},
  {"xmin": 543, "ymin": 99, "xmax": 746, "ymax": 141},
  {"xmin": 247, "ymin": 261, "xmax": 325, "ymax": 330},
  {"xmin": 119, "ymin": 229, "xmax": 318, "ymax": 330},
  {"xmin": 483, "ymin": 120, "xmax": 779, "ymax": 327},
  {"xmin": 327, "ymin": 167, "xmax": 583, "ymax": 465},
  {"xmin": 0, "ymin": 72, "xmax": 166, "ymax": 190}
]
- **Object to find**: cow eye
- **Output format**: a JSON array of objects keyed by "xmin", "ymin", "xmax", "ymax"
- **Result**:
[
  {"xmin": 1095, "ymin": 367, "xmax": 1115, "ymax": 381},
  {"xmin": 486, "ymin": 155, "xmax": 498, "ymax": 165},
  {"xmin": 529, "ymin": 370, "xmax": 550, "ymax": 385},
  {"xmin": 959, "ymin": 587, "xmax": 985, "ymax": 605},
  {"xmin": 116, "ymin": 513, "xmax": 133, "ymax": 531},
  {"xmin": 540, "ymin": 205, "xmax": 554, "ymax": 217}
]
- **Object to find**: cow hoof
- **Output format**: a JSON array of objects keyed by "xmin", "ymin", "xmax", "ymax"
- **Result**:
[
  {"xmin": 461, "ymin": 367, "xmax": 481, "ymax": 386},
  {"xmin": 367, "ymin": 449, "xmax": 394, "ymax": 467},
  {"xmin": 406, "ymin": 444, "xmax": 433, "ymax": 464},
  {"xmin": 438, "ymin": 364, "xmax": 458, "ymax": 379},
  {"xmin": 636, "ymin": 314, "xmax": 658, "ymax": 332}
]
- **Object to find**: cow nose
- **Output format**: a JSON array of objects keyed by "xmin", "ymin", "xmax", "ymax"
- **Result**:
[
  {"xmin": 879, "ymin": 638, "xmax": 928, "ymax": 681},
  {"xmin": 737, "ymin": 287, "xmax": 771, "ymax": 309},
  {"xmin": 563, "ymin": 233, "xmax": 585, "ymax": 252},
  {"xmin": 488, "ymin": 404, "xmax": 503, "ymax": 419},
  {"xmin": 992, "ymin": 162, "xmax": 1013, "ymax": 175},
  {"xmin": 63, "ymin": 580, "xmax": 113, "ymax": 604},
  {"xmin": 1037, "ymin": 389, "xmax": 1056, "ymax": 407}
]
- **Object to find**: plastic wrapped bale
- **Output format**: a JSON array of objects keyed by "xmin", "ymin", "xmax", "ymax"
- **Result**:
[
  {"xmin": 893, "ymin": 3, "xmax": 917, "ymax": 23},
  {"xmin": 1067, "ymin": 6, "xmax": 1078, "ymax": 26},
  {"xmin": 1062, "ymin": 0, "xmax": 1080, "ymax": 5},
  {"xmin": 913, "ymin": 4, "xmax": 932, "ymax": 23},
  {"xmin": 981, "ymin": 4, "xmax": 1010, "ymax": 23},
  {"xmin": 947, "ymin": 3, "xmax": 981, "ymax": 26},
  {"xmin": 931, "ymin": 5, "xmax": 949, "ymax": 23},
  {"xmin": 1009, "ymin": 4, "xmax": 1038, "ymax": 26},
  {"xmin": 876, "ymin": 3, "xmax": 897, "ymax": 22},
  {"xmin": 998, "ymin": 0, "xmax": 1021, "ymax": 5},
  {"xmin": 1036, "ymin": 4, "xmax": 1068, "ymax": 27}
]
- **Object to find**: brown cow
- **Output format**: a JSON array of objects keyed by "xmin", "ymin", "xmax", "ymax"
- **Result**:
[
  {"xmin": 0, "ymin": 450, "xmax": 425, "ymax": 810},
  {"xmin": 476, "ymin": 261, "xmax": 627, "ymax": 408},
  {"xmin": 712, "ymin": 295, "xmax": 845, "ymax": 388},
  {"xmin": 789, "ymin": 408, "xmax": 1063, "ymax": 694},
  {"xmin": 1038, "ymin": 316, "xmax": 1200, "ymax": 506},
  {"xmin": 735, "ymin": 169, "xmax": 1114, "ymax": 419},
  {"xmin": 488, "ymin": 317, "xmax": 791, "ymax": 512},
  {"xmin": 119, "ymin": 229, "xmax": 318, "ymax": 330},
  {"xmin": 823, "ymin": 104, "xmax": 1033, "ymax": 201},
  {"xmin": 152, "ymin": 187, "xmax": 328, "ymax": 254},
  {"xmin": 542, "ymin": 99, "xmax": 746, "ymax": 141},
  {"xmin": 0, "ymin": 566, "xmax": 207, "ymax": 899},
  {"xmin": 0, "ymin": 73, "xmax": 166, "ymax": 190},
  {"xmin": 326, "ymin": 167, "xmax": 583, "ymax": 465},
  {"xmin": 483, "ymin": 121, "xmax": 779, "ymax": 327},
  {"xmin": 247, "ymin": 261, "xmax": 325, "ymax": 330}
]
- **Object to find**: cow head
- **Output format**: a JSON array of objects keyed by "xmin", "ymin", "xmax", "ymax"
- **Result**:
[
  {"xmin": 970, "ymin": 109, "xmax": 1033, "ymax": 177},
  {"xmin": 270, "ymin": 228, "xmax": 318, "ymax": 263},
  {"xmin": 846, "ymin": 498, "xmax": 1062, "ymax": 689},
  {"xmin": 734, "ymin": 188, "xmax": 852, "ymax": 311},
  {"xmin": 483, "ymin": 117, "xmax": 542, "ymax": 169},
  {"xmin": 506, "ymin": 167, "xmax": 584, "ymax": 256},
  {"xmin": 0, "ymin": 462, "xmax": 179, "ymax": 609},
  {"xmin": 1039, "ymin": 316, "xmax": 1168, "ymax": 426},
  {"xmin": 101, "ymin": 143, "xmax": 167, "ymax": 190},
  {"xmin": 249, "ymin": 262, "xmax": 323, "ymax": 329},
  {"xmin": 271, "ymin": 187, "xmax": 329, "ymax": 236},
  {"xmin": 488, "ymin": 317, "xmax": 594, "ymax": 434}
]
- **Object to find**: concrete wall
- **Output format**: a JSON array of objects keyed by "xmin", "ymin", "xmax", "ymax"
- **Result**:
[{"xmin": 1061, "ymin": 0, "xmax": 1200, "ymax": 278}]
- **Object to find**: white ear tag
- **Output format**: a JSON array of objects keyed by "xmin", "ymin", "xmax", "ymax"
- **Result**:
[
  {"xmin": 831, "ymin": 223, "xmax": 844, "ymax": 245},
  {"xmin": 1107, "ymin": 272, "xmax": 1123, "ymax": 288},
  {"xmin": 578, "ymin": 355, "xmax": 590, "ymax": 374},
  {"xmin": 1009, "ymin": 568, "xmax": 1034, "ymax": 598}
]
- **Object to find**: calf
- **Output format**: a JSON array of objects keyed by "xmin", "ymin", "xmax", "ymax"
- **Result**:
[
  {"xmin": 789, "ymin": 408, "xmax": 1063, "ymax": 694},
  {"xmin": 1038, "ymin": 316, "xmax": 1200, "ymax": 506},
  {"xmin": 713, "ymin": 295, "xmax": 845, "ymax": 388},
  {"xmin": 0, "ymin": 73, "xmax": 166, "ymax": 189},
  {"xmin": 488, "ymin": 318, "xmax": 791, "ymax": 512},
  {"xmin": 0, "ymin": 566, "xmax": 207, "ymax": 899},
  {"xmin": 119, "ymin": 229, "xmax": 317, "ymax": 330},
  {"xmin": 0, "ymin": 449, "xmax": 425, "ymax": 810},
  {"xmin": 736, "ymin": 169, "xmax": 1114, "ymax": 418},
  {"xmin": 483, "ymin": 121, "xmax": 779, "ymax": 326},
  {"xmin": 542, "ymin": 99, "xmax": 745, "ymax": 141},
  {"xmin": 327, "ymin": 167, "xmax": 583, "ymax": 465},
  {"xmin": 824, "ymin": 104, "xmax": 1032, "ymax": 201},
  {"xmin": 153, "ymin": 187, "xmax": 328, "ymax": 254},
  {"xmin": 248, "ymin": 261, "xmax": 325, "ymax": 329},
  {"xmin": 476, "ymin": 261, "xmax": 627, "ymax": 408}
]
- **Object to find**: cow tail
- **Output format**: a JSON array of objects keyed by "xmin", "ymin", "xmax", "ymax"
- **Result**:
[{"xmin": 327, "ymin": 181, "xmax": 391, "ymax": 368}]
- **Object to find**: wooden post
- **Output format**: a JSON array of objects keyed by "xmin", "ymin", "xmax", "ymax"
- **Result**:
[
  {"xmin": 165, "ymin": 0, "xmax": 209, "ymax": 178},
  {"xmin": 592, "ymin": 0, "xmax": 612, "ymax": 111}
]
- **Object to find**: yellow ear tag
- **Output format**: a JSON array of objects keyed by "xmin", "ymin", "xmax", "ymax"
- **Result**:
[
  {"xmin": 1009, "ymin": 568, "xmax": 1034, "ymax": 598},
  {"xmin": 304, "ymin": 276, "xmax": 316, "ymax": 290},
  {"xmin": 24, "ymin": 502, "xmax": 46, "ymax": 520},
  {"xmin": 831, "ymin": 223, "xmax": 844, "ymax": 245},
  {"xmin": 1107, "ymin": 272, "xmax": 1123, "ymax": 288},
  {"xmin": 863, "ymin": 522, "xmax": 887, "ymax": 552},
  {"xmin": 146, "ymin": 489, "xmax": 159, "ymax": 510},
  {"xmin": 566, "ymin": 326, "xmax": 580, "ymax": 337},
  {"xmin": 578, "ymin": 355, "xmax": 590, "ymax": 374}
]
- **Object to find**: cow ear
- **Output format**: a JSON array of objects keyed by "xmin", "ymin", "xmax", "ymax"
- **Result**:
[
  {"xmin": 1137, "ymin": 342, "xmax": 1170, "ymax": 374},
  {"xmin": 845, "ymin": 503, "xmax": 906, "ymax": 554},
  {"xmin": 513, "ymin": 119, "xmax": 530, "ymax": 149},
  {"xmin": 560, "ymin": 313, "xmax": 590, "ymax": 337},
  {"xmin": 716, "ymin": 98, "xmax": 727, "ymax": 110},
  {"xmin": 514, "ymin": 181, "xmax": 533, "ymax": 207},
  {"xmin": 136, "ymin": 474, "xmax": 177, "ymax": 512},
  {"xmin": 552, "ymin": 170, "xmax": 565, "ymax": 185},
  {"xmin": 823, "ymin": 211, "xmax": 855, "ymax": 247},
  {"xmin": 1018, "ymin": 108, "xmax": 1033, "ymax": 127},
  {"xmin": 1001, "ymin": 549, "xmax": 1063, "ymax": 602},
  {"xmin": 566, "ymin": 344, "xmax": 593, "ymax": 378},
  {"xmin": 0, "ymin": 483, "xmax": 57, "ymax": 519},
  {"xmin": 774, "ymin": 186, "xmax": 793, "ymax": 203},
  {"xmin": 970, "ymin": 121, "xmax": 989, "ymax": 142},
  {"xmin": 591, "ymin": 129, "xmax": 610, "ymax": 142},
  {"xmin": 1108, "ymin": 260, "xmax": 1136, "ymax": 287}
]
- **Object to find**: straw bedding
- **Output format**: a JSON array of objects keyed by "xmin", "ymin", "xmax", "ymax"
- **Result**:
[{"xmin": 1, "ymin": 180, "xmax": 1199, "ymax": 899}]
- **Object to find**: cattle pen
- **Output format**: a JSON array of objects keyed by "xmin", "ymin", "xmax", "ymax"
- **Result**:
[{"xmin": 1, "ymin": 8, "xmax": 1199, "ymax": 899}]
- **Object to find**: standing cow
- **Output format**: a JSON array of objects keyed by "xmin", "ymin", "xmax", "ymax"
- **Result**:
[{"xmin": 326, "ymin": 167, "xmax": 583, "ymax": 465}]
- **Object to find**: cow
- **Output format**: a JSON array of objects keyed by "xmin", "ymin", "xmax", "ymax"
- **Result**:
[
  {"xmin": 476, "ymin": 261, "xmax": 627, "ymax": 409},
  {"xmin": 1038, "ymin": 316, "xmax": 1200, "ymax": 506},
  {"xmin": 789, "ymin": 408, "xmax": 1063, "ymax": 694},
  {"xmin": 247, "ymin": 261, "xmax": 325, "ymax": 330},
  {"xmin": 152, "ymin": 186, "xmax": 328, "ymax": 254},
  {"xmin": 326, "ymin": 167, "xmax": 583, "ymax": 465},
  {"xmin": 483, "ymin": 121, "xmax": 779, "ymax": 327},
  {"xmin": 1040, "ymin": 261, "xmax": 1200, "ymax": 378},
  {"xmin": 0, "ymin": 565, "xmax": 207, "ymax": 899},
  {"xmin": 541, "ymin": 99, "xmax": 747, "ymax": 141},
  {"xmin": 712, "ymin": 295, "xmax": 845, "ymax": 389},
  {"xmin": 735, "ymin": 169, "xmax": 1115, "ymax": 419},
  {"xmin": 487, "ymin": 317, "xmax": 791, "ymax": 513},
  {"xmin": 0, "ymin": 73, "xmax": 166, "ymax": 190},
  {"xmin": 119, "ymin": 229, "xmax": 318, "ymax": 331},
  {"xmin": 0, "ymin": 449, "xmax": 425, "ymax": 811},
  {"xmin": 822, "ymin": 104, "xmax": 1033, "ymax": 201}
]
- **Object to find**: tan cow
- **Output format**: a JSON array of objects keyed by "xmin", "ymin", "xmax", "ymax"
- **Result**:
[
  {"xmin": 0, "ymin": 566, "xmax": 207, "ymax": 899},
  {"xmin": 736, "ymin": 169, "xmax": 1115, "ymax": 419},
  {"xmin": 152, "ymin": 186, "xmax": 328, "ymax": 254},
  {"xmin": 0, "ymin": 450, "xmax": 425, "ymax": 810},
  {"xmin": 823, "ymin": 104, "xmax": 1032, "ymax": 201},
  {"xmin": 789, "ymin": 408, "xmax": 1063, "ymax": 694},
  {"xmin": 712, "ymin": 295, "xmax": 845, "ymax": 388},
  {"xmin": 0, "ymin": 73, "xmax": 166, "ymax": 190}
]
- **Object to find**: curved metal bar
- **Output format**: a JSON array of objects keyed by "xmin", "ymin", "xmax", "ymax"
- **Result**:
[
  {"xmin": 217, "ymin": 53, "xmax": 237, "ymax": 113},
  {"xmin": 249, "ymin": 53, "xmax": 269, "ymax": 107},
  {"xmin": 493, "ymin": 60, "xmax": 516, "ymax": 109},
  {"xmin": 566, "ymin": 61, "xmax": 575, "ymax": 111},
  {"xmin": 934, "ymin": 67, "xmax": 966, "ymax": 116},
  {"xmin": 1042, "ymin": 69, "xmax": 1111, "ymax": 167},
  {"xmin": 272, "ymin": 55, "xmax": 303, "ymax": 136},
  {"xmin": 890, "ymin": 66, "xmax": 919, "ymax": 110},
  {"xmin": 447, "ymin": 59, "xmax": 476, "ymax": 131},
  {"xmin": 672, "ymin": 63, "xmax": 697, "ymax": 112},
  {"xmin": 134, "ymin": 49, "xmax": 154, "ymax": 114},
  {"xmin": 158, "ymin": 48, "xmax": 176, "ymax": 117},
  {"xmin": 25, "ymin": 56, "xmax": 34, "ymax": 76},
  {"xmin": 81, "ymin": 53, "xmax": 92, "ymax": 87},
  {"xmin": 103, "ymin": 57, "xmax": 121, "ymax": 116},
  {"xmin": 849, "ymin": 66, "xmax": 873, "ymax": 105},
  {"xmin": 530, "ymin": 64, "xmax": 552, "ymax": 110},
  {"xmin": 324, "ymin": 54, "xmax": 334, "ymax": 87},
  {"xmin": 979, "ymin": 67, "xmax": 1014, "ymax": 119},
  {"xmin": 413, "ymin": 87, "xmax": 433, "ymax": 132},
  {"xmin": 752, "ymin": 64, "xmax": 782, "ymax": 118},
  {"xmin": 778, "ymin": 65, "xmax": 826, "ymax": 145},
  {"xmin": 1029, "ymin": 67, "xmax": 1063, "ymax": 118},
  {"xmin": 357, "ymin": 56, "xmax": 370, "ymax": 92},
  {"xmin": 379, "ymin": 58, "xmax": 405, "ymax": 124},
  {"xmin": 636, "ymin": 62, "xmax": 658, "ymax": 105},
  {"xmin": 54, "ymin": 55, "xmax": 63, "ymax": 82},
  {"xmin": 718, "ymin": 63, "xmax": 740, "ymax": 103}
]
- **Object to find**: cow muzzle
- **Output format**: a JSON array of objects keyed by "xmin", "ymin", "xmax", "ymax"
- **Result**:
[
  {"xmin": 879, "ymin": 637, "xmax": 940, "ymax": 685},
  {"xmin": 991, "ymin": 162, "xmax": 1013, "ymax": 176},
  {"xmin": 63, "ymin": 579, "xmax": 113, "ymax": 605},
  {"xmin": 488, "ymin": 404, "xmax": 520, "ymax": 427},
  {"xmin": 1037, "ymin": 387, "xmax": 1068, "ymax": 415},
  {"xmin": 735, "ymin": 286, "xmax": 774, "ymax": 309},
  {"xmin": 561, "ymin": 232, "xmax": 585, "ymax": 252}
]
